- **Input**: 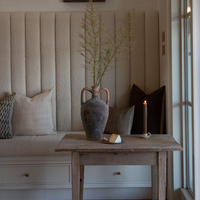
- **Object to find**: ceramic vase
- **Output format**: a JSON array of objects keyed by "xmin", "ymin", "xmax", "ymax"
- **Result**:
[{"xmin": 81, "ymin": 86, "xmax": 109, "ymax": 141}]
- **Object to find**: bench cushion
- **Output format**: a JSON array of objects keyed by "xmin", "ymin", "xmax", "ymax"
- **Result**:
[{"xmin": 0, "ymin": 131, "xmax": 85, "ymax": 156}]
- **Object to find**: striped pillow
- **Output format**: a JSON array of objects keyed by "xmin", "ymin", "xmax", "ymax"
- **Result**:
[
  {"xmin": 104, "ymin": 106, "xmax": 135, "ymax": 135},
  {"xmin": 0, "ymin": 93, "xmax": 15, "ymax": 139}
]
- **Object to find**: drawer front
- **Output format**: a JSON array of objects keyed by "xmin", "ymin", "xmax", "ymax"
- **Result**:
[
  {"xmin": 0, "ymin": 164, "xmax": 70, "ymax": 186},
  {"xmin": 84, "ymin": 165, "xmax": 151, "ymax": 186}
]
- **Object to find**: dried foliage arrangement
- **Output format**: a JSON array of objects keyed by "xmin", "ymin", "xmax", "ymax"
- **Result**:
[{"xmin": 79, "ymin": 0, "xmax": 135, "ymax": 86}]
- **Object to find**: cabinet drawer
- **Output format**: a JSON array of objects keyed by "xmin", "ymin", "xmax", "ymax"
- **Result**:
[
  {"xmin": 0, "ymin": 164, "xmax": 70, "ymax": 186},
  {"xmin": 84, "ymin": 165, "xmax": 151, "ymax": 186}
]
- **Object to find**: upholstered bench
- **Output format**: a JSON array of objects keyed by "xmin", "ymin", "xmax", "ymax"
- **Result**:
[{"xmin": 0, "ymin": 10, "xmax": 160, "ymax": 200}]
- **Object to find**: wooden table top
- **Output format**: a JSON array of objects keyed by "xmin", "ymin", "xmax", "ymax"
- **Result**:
[{"xmin": 55, "ymin": 133, "xmax": 183, "ymax": 153}]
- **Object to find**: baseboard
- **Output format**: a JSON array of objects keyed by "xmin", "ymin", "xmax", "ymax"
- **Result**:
[{"xmin": 0, "ymin": 187, "xmax": 151, "ymax": 200}]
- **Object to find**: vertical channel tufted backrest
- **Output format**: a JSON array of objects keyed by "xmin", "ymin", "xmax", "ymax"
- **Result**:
[{"xmin": 0, "ymin": 11, "xmax": 159, "ymax": 131}]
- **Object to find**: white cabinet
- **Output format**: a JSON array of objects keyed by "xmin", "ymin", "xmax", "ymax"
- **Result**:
[
  {"xmin": 0, "ymin": 156, "xmax": 152, "ymax": 200},
  {"xmin": 0, "ymin": 156, "xmax": 71, "ymax": 190},
  {"xmin": 0, "ymin": 164, "xmax": 70, "ymax": 189}
]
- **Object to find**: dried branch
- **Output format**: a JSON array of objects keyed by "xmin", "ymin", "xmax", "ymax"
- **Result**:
[{"xmin": 79, "ymin": 0, "xmax": 135, "ymax": 86}]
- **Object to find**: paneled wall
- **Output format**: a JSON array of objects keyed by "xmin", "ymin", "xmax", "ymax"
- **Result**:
[
  {"xmin": 0, "ymin": 0, "xmax": 158, "ymax": 12},
  {"xmin": 0, "ymin": 11, "xmax": 159, "ymax": 131}
]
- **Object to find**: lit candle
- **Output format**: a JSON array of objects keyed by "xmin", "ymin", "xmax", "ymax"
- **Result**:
[
  {"xmin": 143, "ymin": 100, "xmax": 147, "ymax": 133},
  {"xmin": 187, "ymin": 6, "xmax": 191, "ymax": 13}
]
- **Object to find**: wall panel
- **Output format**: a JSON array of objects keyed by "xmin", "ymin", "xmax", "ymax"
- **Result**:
[
  {"xmin": 55, "ymin": 12, "xmax": 71, "ymax": 131},
  {"xmin": 40, "ymin": 12, "xmax": 56, "ymax": 129},
  {"xmin": 71, "ymin": 12, "xmax": 85, "ymax": 131},
  {"xmin": 25, "ymin": 12, "xmax": 41, "ymax": 97},
  {"xmin": 100, "ymin": 11, "xmax": 116, "ymax": 107},
  {"xmin": 115, "ymin": 11, "xmax": 130, "ymax": 108},
  {"xmin": 145, "ymin": 11, "xmax": 159, "ymax": 93},
  {"xmin": 11, "ymin": 12, "xmax": 26, "ymax": 96},
  {"xmin": 131, "ymin": 11, "xmax": 145, "ymax": 91},
  {"xmin": 0, "ymin": 13, "xmax": 11, "ymax": 98},
  {"xmin": 84, "ymin": 12, "xmax": 98, "ymax": 101}
]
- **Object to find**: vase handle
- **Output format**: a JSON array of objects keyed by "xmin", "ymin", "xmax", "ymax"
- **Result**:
[
  {"xmin": 99, "ymin": 88, "xmax": 109, "ymax": 106},
  {"xmin": 81, "ymin": 87, "xmax": 92, "ymax": 105}
]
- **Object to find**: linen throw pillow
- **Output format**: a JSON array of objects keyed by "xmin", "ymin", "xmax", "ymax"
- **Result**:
[
  {"xmin": 0, "ymin": 93, "xmax": 16, "ymax": 139},
  {"xmin": 130, "ymin": 84, "xmax": 165, "ymax": 134},
  {"xmin": 104, "ymin": 106, "xmax": 135, "ymax": 135},
  {"xmin": 12, "ymin": 88, "xmax": 56, "ymax": 136}
]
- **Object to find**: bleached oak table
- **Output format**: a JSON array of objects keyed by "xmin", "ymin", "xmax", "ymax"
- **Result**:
[{"xmin": 55, "ymin": 133, "xmax": 182, "ymax": 200}]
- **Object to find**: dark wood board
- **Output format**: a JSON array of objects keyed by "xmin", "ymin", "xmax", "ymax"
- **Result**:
[{"xmin": 64, "ymin": 0, "xmax": 105, "ymax": 2}]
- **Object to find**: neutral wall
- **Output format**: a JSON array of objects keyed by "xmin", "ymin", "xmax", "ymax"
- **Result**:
[{"xmin": 0, "ymin": 0, "xmax": 158, "ymax": 12}]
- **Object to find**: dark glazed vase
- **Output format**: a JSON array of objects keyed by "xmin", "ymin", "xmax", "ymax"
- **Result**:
[{"xmin": 81, "ymin": 86, "xmax": 109, "ymax": 141}]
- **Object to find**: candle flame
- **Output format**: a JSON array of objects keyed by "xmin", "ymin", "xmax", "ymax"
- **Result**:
[
  {"xmin": 187, "ymin": 6, "xmax": 191, "ymax": 13},
  {"xmin": 144, "ymin": 100, "xmax": 147, "ymax": 104}
]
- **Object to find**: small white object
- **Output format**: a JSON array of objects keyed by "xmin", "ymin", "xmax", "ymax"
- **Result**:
[
  {"xmin": 141, "ymin": 132, "xmax": 151, "ymax": 139},
  {"xmin": 109, "ymin": 134, "xmax": 122, "ymax": 143},
  {"xmin": 102, "ymin": 137, "xmax": 109, "ymax": 142}
]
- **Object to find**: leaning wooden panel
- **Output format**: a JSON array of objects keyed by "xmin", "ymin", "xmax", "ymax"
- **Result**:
[
  {"xmin": 25, "ymin": 12, "xmax": 41, "ymax": 97},
  {"xmin": 131, "ymin": 11, "xmax": 145, "ymax": 91},
  {"xmin": 40, "ymin": 12, "xmax": 57, "ymax": 129},
  {"xmin": 0, "ymin": 12, "xmax": 11, "ymax": 98},
  {"xmin": 71, "ymin": 12, "xmax": 85, "ymax": 131},
  {"xmin": 10, "ymin": 12, "xmax": 26, "ymax": 96},
  {"xmin": 100, "ymin": 11, "xmax": 116, "ymax": 107},
  {"xmin": 55, "ymin": 12, "xmax": 71, "ymax": 131},
  {"xmin": 115, "ymin": 11, "xmax": 130, "ymax": 108},
  {"xmin": 145, "ymin": 11, "xmax": 159, "ymax": 93}
]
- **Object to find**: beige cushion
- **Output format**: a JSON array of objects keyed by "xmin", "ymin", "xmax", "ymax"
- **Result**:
[
  {"xmin": 0, "ymin": 131, "xmax": 86, "ymax": 156},
  {"xmin": 0, "ymin": 131, "xmax": 82, "ymax": 156},
  {"xmin": 12, "ymin": 88, "xmax": 56, "ymax": 136},
  {"xmin": 104, "ymin": 106, "xmax": 135, "ymax": 135}
]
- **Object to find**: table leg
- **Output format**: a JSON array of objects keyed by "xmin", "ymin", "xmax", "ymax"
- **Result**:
[
  {"xmin": 151, "ymin": 165, "xmax": 157, "ymax": 200},
  {"xmin": 80, "ymin": 165, "xmax": 85, "ymax": 200},
  {"xmin": 158, "ymin": 152, "xmax": 166, "ymax": 200},
  {"xmin": 72, "ymin": 152, "xmax": 80, "ymax": 200}
]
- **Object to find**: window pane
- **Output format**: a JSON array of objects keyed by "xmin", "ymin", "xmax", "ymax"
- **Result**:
[
  {"xmin": 186, "ymin": 16, "xmax": 192, "ymax": 102},
  {"xmin": 187, "ymin": 105, "xmax": 193, "ymax": 193}
]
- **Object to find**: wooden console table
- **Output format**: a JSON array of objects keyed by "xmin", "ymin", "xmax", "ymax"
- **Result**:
[{"xmin": 55, "ymin": 133, "xmax": 182, "ymax": 200}]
